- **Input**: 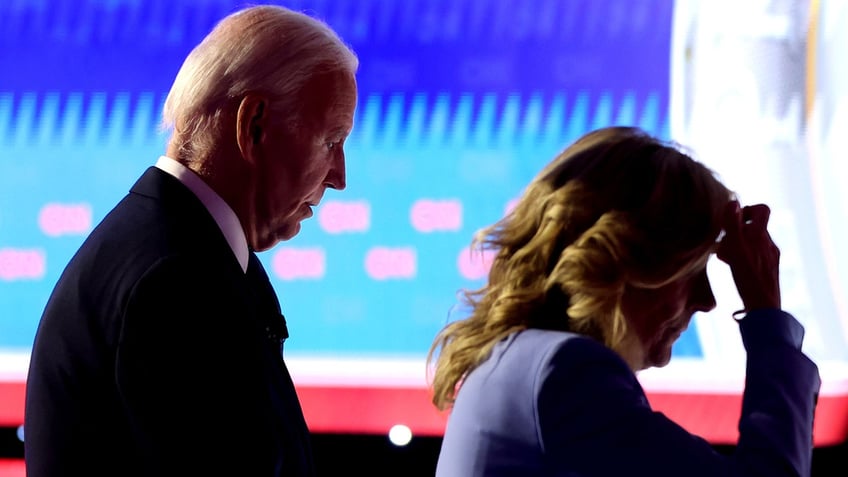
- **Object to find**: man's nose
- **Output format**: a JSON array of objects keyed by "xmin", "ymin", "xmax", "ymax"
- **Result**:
[{"xmin": 326, "ymin": 154, "xmax": 346, "ymax": 190}]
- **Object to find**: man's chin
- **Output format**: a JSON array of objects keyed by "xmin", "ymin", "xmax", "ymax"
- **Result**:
[
  {"xmin": 274, "ymin": 223, "xmax": 301, "ymax": 244},
  {"xmin": 252, "ymin": 226, "xmax": 298, "ymax": 252}
]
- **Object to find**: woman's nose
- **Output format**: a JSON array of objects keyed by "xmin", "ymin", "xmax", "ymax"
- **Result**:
[{"xmin": 690, "ymin": 270, "xmax": 716, "ymax": 313}]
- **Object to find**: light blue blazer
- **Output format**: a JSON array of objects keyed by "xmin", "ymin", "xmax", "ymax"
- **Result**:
[{"xmin": 435, "ymin": 309, "xmax": 820, "ymax": 477}]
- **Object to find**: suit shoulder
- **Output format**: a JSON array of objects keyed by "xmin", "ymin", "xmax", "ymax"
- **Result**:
[
  {"xmin": 478, "ymin": 329, "xmax": 621, "ymax": 398},
  {"xmin": 509, "ymin": 328, "xmax": 620, "ymax": 368}
]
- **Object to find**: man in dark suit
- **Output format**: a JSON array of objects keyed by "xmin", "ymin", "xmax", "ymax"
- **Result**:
[{"xmin": 24, "ymin": 5, "xmax": 358, "ymax": 476}]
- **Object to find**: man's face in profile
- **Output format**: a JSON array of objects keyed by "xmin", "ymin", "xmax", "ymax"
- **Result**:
[{"xmin": 250, "ymin": 70, "xmax": 358, "ymax": 251}]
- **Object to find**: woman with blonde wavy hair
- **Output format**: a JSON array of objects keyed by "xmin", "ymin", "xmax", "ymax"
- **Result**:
[{"xmin": 430, "ymin": 127, "xmax": 820, "ymax": 477}]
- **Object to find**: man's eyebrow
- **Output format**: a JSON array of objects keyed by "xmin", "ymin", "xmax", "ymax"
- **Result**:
[{"xmin": 327, "ymin": 125, "xmax": 352, "ymax": 137}]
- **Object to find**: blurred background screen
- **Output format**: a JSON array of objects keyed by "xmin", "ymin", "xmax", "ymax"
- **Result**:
[{"xmin": 1, "ymin": 0, "xmax": 846, "ymax": 461}]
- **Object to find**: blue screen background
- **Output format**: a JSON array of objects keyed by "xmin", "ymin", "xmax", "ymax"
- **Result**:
[{"xmin": 0, "ymin": 0, "xmax": 702, "ymax": 359}]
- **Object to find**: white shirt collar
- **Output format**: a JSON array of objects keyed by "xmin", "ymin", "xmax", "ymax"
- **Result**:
[{"xmin": 154, "ymin": 156, "xmax": 250, "ymax": 273}]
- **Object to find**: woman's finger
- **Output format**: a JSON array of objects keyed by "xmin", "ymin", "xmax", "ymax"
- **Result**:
[
  {"xmin": 742, "ymin": 203, "xmax": 770, "ymax": 226},
  {"xmin": 722, "ymin": 200, "xmax": 742, "ymax": 240}
]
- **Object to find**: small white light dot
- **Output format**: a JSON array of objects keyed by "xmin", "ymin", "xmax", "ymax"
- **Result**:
[
  {"xmin": 17, "ymin": 425, "xmax": 24, "ymax": 442},
  {"xmin": 388, "ymin": 424, "xmax": 412, "ymax": 446}
]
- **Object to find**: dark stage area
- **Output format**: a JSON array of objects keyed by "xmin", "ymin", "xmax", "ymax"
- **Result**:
[{"xmin": 2, "ymin": 427, "xmax": 846, "ymax": 476}]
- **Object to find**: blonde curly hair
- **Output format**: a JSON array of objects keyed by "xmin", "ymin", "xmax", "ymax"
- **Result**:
[{"xmin": 428, "ymin": 126, "xmax": 733, "ymax": 410}]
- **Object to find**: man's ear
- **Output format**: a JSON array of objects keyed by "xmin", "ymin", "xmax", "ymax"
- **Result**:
[{"xmin": 236, "ymin": 94, "xmax": 268, "ymax": 165}]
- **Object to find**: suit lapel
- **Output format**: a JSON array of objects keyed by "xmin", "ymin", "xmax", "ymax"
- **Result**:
[
  {"xmin": 245, "ymin": 252, "xmax": 315, "ymax": 476},
  {"xmin": 246, "ymin": 253, "xmax": 289, "ymax": 346}
]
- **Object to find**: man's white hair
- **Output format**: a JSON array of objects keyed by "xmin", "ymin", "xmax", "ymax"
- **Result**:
[{"xmin": 161, "ymin": 5, "xmax": 358, "ymax": 161}]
